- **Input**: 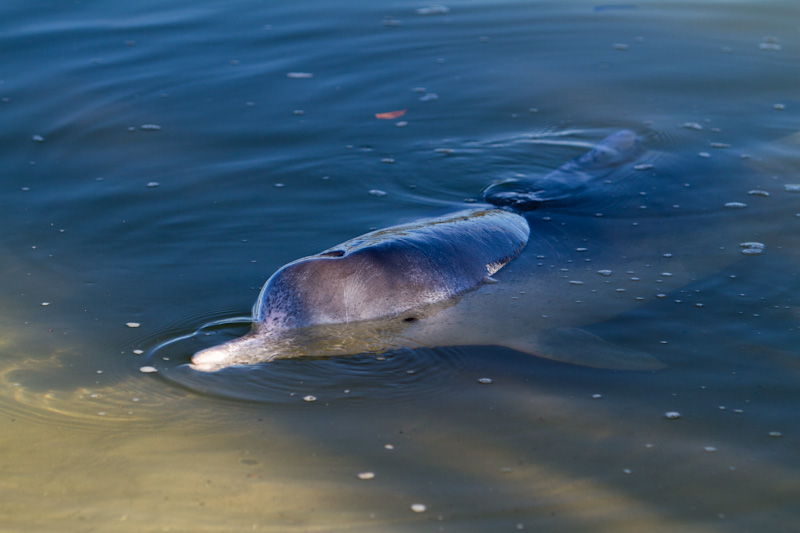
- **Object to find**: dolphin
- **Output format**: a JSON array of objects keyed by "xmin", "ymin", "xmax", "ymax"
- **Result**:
[{"xmin": 191, "ymin": 130, "xmax": 672, "ymax": 372}]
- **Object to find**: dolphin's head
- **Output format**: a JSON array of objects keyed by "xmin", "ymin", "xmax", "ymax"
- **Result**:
[
  {"xmin": 190, "ymin": 331, "xmax": 287, "ymax": 372},
  {"xmin": 190, "ymin": 208, "xmax": 529, "ymax": 372},
  {"xmin": 189, "ymin": 311, "xmax": 425, "ymax": 372}
]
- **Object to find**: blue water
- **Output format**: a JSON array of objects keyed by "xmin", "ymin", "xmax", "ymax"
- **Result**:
[{"xmin": 1, "ymin": 1, "xmax": 799, "ymax": 531}]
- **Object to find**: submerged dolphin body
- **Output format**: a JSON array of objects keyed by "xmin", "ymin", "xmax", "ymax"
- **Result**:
[{"xmin": 192, "ymin": 130, "xmax": 663, "ymax": 372}]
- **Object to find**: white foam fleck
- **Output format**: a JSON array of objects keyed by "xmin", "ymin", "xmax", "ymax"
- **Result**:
[
  {"xmin": 740, "ymin": 242, "xmax": 764, "ymax": 255},
  {"xmin": 416, "ymin": 5, "xmax": 449, "ymax": 15}
]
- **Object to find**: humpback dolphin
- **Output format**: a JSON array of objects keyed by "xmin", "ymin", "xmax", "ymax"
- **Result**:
[{"xmin": 191, "ymin": 130, "xmax": 665, "ymax": 372}]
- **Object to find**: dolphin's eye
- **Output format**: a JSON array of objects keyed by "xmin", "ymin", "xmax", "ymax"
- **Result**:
[
  {"xmin": 319, "ymin": 250, "xmax": 345, "ymax": 258},
  {"xmin": 403, "ymin": 317, "xmax": 418, "ymax": 323}
]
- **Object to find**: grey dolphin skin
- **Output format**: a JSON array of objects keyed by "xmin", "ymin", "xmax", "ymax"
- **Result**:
[{"xmin": 191, "ymin": 130, "xmax": 656, "ymax": 372}]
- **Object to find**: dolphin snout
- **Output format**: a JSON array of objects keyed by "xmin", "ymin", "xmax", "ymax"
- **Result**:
[{"xmin": 189, "ymin": 345, "xmax": 232, "ymax": 372}]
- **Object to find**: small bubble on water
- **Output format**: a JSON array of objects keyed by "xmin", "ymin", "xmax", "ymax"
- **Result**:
[
  {"xmin": 698, "ymin": 152, "xmax": 710, "ymax": 158},
  {"xmin": 132, "ymin": 349, "xmax": 144, "ymax": 355},
  {"xmin": 357, "ymin": 472, "xmax": 375, "ymax": 480},
  {"xmin": 739, "ymin": 242, "xmax": 764, "ymax": 255},
  {"xmin": 126, "ymin": 322, "xmax": 141, "ymax": 328},
  {"xmin": 32, "ymin": 135, "xmax": 45, "ymax": 142},
  {"xmin": 747, "ymin": 190, "xmax": 770, "ymax": 197},
  {"xmin": 146, "ymin": 182, "xmax": 160, "ymax": 188},
  {"xmin": 622, "ymin": 468, "xmax": 632, "ymax": 474},
  {"xmin": 768, "ymin": 431, "xmax": 783, "ymax": 438},
  {"xmin": 634, "ymin": 163, "xmax": 653, "ymax": 170},
  {"xmin": 569, "ymin": 280, "xmax": 583, "ymax": 285},
  {"xmin": 140, "ymin": 124, "xmax": 161, "ymax": 131},
  {"xmin": 139, "ymin": 366, "xmax": 158, "ymax": 373},
  {"xmin": 303, "ymin": 395, "xmax": 317, "ymax": 402},
  {"xmin": 477, "ymin": 378, "xmax": 493, "ymax": 384},
  {"xmin": 597, "ymin": 269, "xmax": 613, "ymax": 276},
  {"xmin": 724, "ymin": 202, "xmax": 747, "ymax": 209},
  {"xmin": 784, "ymin": 184, "xmax": 800, "ymax": 193},
  {"xmin": 410, "ymin": 503, "xmax": 427, "ymax": 513},
  {"xmin": 710, "ymin": 142, "xmax": 730, "ymax": 149},
  {"xmin": 416, "ymin": 5, "xmax": 449, "ymax": 15},
  {"xmin": 369, "ymin": 189, "xmax": 388, "ymax": 197},
  {"xmin": 286, "ymin": 72, "xmax": 313, "ymax": 79},
  {"xmin": 704, "ymin": 446, "xmax": 717, "ymax": 452},
  {"xmin": 665, "ymin": 411, "xmax": 681, "ymax": 419},
  {"xmin": 592, "ymin": 394, "xmax": 603, "ymax": 399}
]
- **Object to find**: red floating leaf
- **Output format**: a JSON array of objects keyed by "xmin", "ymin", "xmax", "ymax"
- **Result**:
[{"xmin": 375, "ymin": 109, "xmax": 407, "ymax": 120}]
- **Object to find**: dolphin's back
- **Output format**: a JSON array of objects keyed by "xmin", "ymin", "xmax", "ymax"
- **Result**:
[{"xmin": 254, "ymin": 208, "xmax": 530, "ymax": 331}]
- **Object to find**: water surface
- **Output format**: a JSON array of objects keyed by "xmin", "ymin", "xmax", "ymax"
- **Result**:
[{"xmin": 1, "ymin": 0, "xmax": 799, "ymax": 531}]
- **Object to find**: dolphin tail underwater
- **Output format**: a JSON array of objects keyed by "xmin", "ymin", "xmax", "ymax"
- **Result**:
[
  {"xmin": 482, "ymin": 129, "xmax": 645, "ymax": 210},
  {"xmin": 191, "ymin": 129, "xmax": 661, "ymax": 372}
]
